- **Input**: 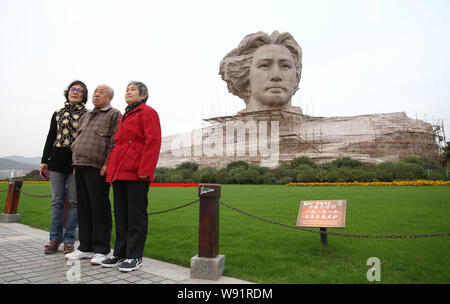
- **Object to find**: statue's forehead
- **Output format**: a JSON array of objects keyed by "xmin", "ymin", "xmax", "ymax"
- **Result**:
[{"xmin": 252, "ymin": 44, "xmax": 294, "ymax": 62}]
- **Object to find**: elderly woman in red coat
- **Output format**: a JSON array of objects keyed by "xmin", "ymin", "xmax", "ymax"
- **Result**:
[{"xmin": 102, "ymin": 81, "xmax": 161, "ymax": 272}]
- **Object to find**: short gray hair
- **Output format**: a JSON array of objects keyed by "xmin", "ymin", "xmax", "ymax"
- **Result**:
[
  {"xmin": 128, "ymin": 81, "xmax": 148, "ymax": 102},
  {"xmin": 107, "ymin": 86, "xmax": 114, "ymax": 98}
]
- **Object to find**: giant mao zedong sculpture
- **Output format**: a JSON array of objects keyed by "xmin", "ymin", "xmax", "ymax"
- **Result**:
[
  {"xmin": 219, "ymin": 31, "xmax": 302, "ymax": 114},
  {"xmin": 157, "ymin": 31, "xmax": 440, "ymax": 169}
]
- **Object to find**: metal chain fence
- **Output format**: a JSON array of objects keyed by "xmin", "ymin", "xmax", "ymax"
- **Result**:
[
  {"xmin": 11, "ymin": 185, "xmax": 199, "ymax": 215},
  {"xmin": 220, "ymin": 201, "xmax": 450, "ymax": 239},
  {"xmin": 147, "ymin": 199, "xmax": 199, "ymax": 215},
  {"xmin": 3, "ymin": 185, "xmax": 449, "ymax": 239},
  {"xmin": 15, "ymin": 187, "xmax": 52, "ymax": 198}
]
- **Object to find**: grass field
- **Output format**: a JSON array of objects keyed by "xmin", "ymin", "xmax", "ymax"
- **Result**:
[{"xmin": 1, "ymin": 183, "xmax": 449, "ymax": 283}]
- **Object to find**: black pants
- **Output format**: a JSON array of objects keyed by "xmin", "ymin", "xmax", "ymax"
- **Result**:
[
  {"xmin": 112, "ymin": 180, "xmax": 150, "ymax": 259},
  {"xmin": 75, "ymin": 166, "xmax": 112, "ymax": 254}
]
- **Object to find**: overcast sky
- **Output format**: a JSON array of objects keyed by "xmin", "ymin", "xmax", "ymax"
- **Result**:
[{"xmin": 1, "ymin": 0, "xmax": 449, "ymax": 158}]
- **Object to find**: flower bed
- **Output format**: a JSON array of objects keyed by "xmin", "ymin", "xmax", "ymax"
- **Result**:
[{"xmin": 287, "ymin": 180, "xmax": 450, "ymax": 186}]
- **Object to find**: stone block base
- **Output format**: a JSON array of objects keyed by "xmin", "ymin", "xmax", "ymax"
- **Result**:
[
  {"xmin": 0, "ymin": 214, "xmax": 20, "ymax": 223},
  {"xmin": 190, "ymin": 254, "xmax": 225, "ymax": 280}
]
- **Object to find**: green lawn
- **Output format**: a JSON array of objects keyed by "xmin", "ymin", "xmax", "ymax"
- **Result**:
[{"xmin": 1, "ymin": 183, "xmax": 449, "ymax": 283}]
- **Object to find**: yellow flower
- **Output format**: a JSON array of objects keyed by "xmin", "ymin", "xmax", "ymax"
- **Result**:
[{"xmin": 286, "ymin": 180, "xmax": 450, "ymax": 186}]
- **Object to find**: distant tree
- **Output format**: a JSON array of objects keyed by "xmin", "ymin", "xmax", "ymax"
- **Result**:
[
  {"xmin": 175, "ymin": 162, "xmax": 199, "ymax": 171},
  {"xmin": 290, "ymin": 156, "xmax": 316, "ymax": 168},
  {"xmin": 226, "ymin": 161, "xmax": 249, "ymax": 171},
  {"xmin": 196, "ymin": 167, "xmax": 217, "ymax": 183},
  {"xmin": 165, "ymin": 170, "xmax": 184, "ymax": 183},
  {"xmin": 249, "ymin": 165, "xmax": 270, "ymax": 175},
  {"xmin": 401, "ymin": 156, "xmax": 426, "ymax": 166},
  {"xmin": 176, "ymin": 169, "xmax": 197, "ymax": 182},
  {"xmin": 296, "ymin": 168, "xmax": 327, "ymax": 182},
  {"xmin": 393, "ymin": 162, "xmax": 425, "ymax": 180},
  {"xmin": 273, "ymin": 163, "xmax": 297, "ymax": 183},
  {"xmin": 262, "ymin": 172, "xmax": 276, "ymax": 184},
  {"xmin": 234, "ymin": 169, "xmax": 262, "ymax": 184},
  {"xmin": 330, "ymin": 157, "xmax": 363, "ymax": 168},
  {"xmin": 154, "ymin": 167, "xmax": 171, "ymax": 183},
  {"xmin": 375, "ymin": 163, "xmax": 395, "ymax": 182},
  {"xmin": 216, "ymin": 168, "xmax": 232, "ymax": 184}
]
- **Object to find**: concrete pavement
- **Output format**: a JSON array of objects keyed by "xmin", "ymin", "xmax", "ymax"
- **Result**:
[{"xmin": 0, "ymin": 223, "xmax": 251, "ymax": 284}]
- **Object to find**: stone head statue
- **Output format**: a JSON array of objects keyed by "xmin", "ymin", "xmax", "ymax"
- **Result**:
[{"xmin": 219, "ymin": 31, "xmax": 302, "ymax": 113}]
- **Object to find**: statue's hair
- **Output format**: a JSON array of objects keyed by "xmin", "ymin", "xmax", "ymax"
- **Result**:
[{"xmin": 219, "ymin": 31, "xmax": 302, "ymax": 103}]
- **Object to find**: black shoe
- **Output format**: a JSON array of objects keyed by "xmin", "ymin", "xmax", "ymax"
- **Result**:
[
  {"xmin": 101, "ymin": 256, "xmax": 125, "ymax": 268},
  {"xmin": 119, "ymin": 258, "xmax": 143, "ymax": 272}
]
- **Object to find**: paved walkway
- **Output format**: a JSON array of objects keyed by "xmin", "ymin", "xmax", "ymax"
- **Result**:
[{"xmin": 0, "ymin": 223, "xmax": 250, "ymax": 284}]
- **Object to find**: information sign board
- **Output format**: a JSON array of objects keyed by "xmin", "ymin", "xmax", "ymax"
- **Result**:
[{"xmin": 296, "ymin": 200, "xmax": 347, "ymax": 228}]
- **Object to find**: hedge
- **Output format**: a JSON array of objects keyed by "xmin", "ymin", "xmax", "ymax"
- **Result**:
[{"xmin": 153, "ymin": 157, "xmax": 449, "ymax": 185}]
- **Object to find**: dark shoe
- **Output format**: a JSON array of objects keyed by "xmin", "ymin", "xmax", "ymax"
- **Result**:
[
  {"xmin": 119, "ymin": 258, "xmax": 143, "ymax": 272},
  {"xmin": 63, "ymin": 243, "xmax": 74, "ymax": 254},
  {"xmin": 101, "ymin": 256, "xmax": 125, "ymax": 268},
  {"xmin": 44, "ymin": 240, "xmax": 60, "ymax": 254}
]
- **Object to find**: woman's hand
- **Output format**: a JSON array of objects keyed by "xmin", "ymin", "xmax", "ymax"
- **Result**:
[
  {"xmin": 40, "ymin": 163, "xmax": 48, "ymax": 171},
  {"xmin": 138, "ymin": 175, "xmax": 148, "ymax": 179}
]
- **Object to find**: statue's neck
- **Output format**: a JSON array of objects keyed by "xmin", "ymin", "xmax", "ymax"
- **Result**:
[{"xmin": 242, "ymin": 98, "xmax": 293, "ymax": 113}]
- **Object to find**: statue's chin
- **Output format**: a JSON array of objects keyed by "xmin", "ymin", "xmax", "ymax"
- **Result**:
[
  {"xmin": 250, "ymin": 97, "xmax": 290, "ymax": 109},
  {"xmin": 259, "ymin": 93, "xmax": 290, "ymax": 106},
  {"xmin": 260, "ymin": 100, "xmax": 289, "ymax": 106}
]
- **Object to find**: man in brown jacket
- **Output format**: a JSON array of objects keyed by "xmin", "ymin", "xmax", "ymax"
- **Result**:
[{"xmin": 67, "ymin": 84, "xmax": 122, "ymax": 265}]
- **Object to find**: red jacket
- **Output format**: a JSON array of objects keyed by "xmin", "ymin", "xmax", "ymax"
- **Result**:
[{"xmin": 106, "ymin": 103, "xmax": 161, "ymax": 183}]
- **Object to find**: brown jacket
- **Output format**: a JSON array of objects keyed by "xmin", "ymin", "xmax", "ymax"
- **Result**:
[{"xmin": 72, "ymin": 104, "xmax": 122, "ymax": 169}]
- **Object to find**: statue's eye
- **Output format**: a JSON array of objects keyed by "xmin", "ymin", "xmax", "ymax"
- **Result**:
[{"xmin": 280, "ymin": 60, "xmax": 292, "ymax": 70}]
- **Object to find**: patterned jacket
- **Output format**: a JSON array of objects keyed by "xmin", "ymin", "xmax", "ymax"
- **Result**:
[
  {"xmin": 71, "ymin": 104, "xmax": 122, "ymax": 169},
  {"xmin": 41, "ymin": 102, "xmax": 87, "ymax": 174}
]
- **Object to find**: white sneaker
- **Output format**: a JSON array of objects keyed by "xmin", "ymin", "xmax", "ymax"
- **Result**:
[
  {"xmin": 65, "ymin": 249, "xmax": 95, "ymax": 260},
  {"xmin": 90, "ymin": 253, "xmax": 107, "ymax": 265}
]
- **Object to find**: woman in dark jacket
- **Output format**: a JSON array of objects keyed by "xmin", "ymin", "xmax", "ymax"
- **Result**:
[
  {"xmin": 40, "ymin": 80, "xmax": 88, "ymax": 254},
  {"xmin": 102, "ymin": 81, "xmax": 161, "ymax": 272}
]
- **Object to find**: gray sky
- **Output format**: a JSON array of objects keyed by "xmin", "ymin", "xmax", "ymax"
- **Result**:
[{"xmin": 1, "ymin": 0, "xmax": 449, "ymax": 158}]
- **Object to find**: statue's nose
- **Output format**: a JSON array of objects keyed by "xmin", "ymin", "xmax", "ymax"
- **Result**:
[{"xmin": 269, "ymin": 66, "xmax": 282, "ymax": 81}]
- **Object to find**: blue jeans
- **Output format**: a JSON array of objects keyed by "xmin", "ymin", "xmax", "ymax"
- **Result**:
[{"xmin": 49, "ymin": 170, "xmax": 78, "ymax": 243}]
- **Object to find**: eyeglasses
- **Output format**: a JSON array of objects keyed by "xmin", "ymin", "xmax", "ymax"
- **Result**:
[{"xmin": 70, "ymin": 87, "xmax": 84, "ymax": 93}]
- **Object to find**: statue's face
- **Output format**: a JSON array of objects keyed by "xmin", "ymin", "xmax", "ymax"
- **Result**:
[{"xmin": 248, "ymin": 44, "xmax": 297, "ymax": 107}]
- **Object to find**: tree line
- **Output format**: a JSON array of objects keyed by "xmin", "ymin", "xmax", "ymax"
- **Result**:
[
  {"xmin": 154, "ymin": 155, "xmax": 449, "ymax": 184},
  {"xmin": 10, "ymin": 140, "xmax": 450, "ymax": 184}
]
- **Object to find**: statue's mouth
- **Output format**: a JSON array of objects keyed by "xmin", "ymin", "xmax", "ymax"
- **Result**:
[{"xmin": 266, "ymin": 84, "xmax": 285, "ymax": 91}]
